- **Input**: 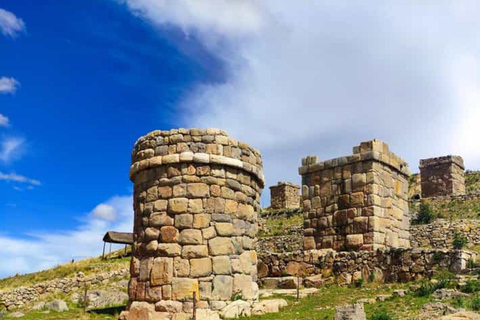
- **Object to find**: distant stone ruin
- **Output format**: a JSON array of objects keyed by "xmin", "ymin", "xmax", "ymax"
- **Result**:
[
  {"xmin": 269, "ymin": 182, "xmax": 300, "ymax": 210},
  {"xmin": 420, "ymin": 155, "xmax": 465, "ymax": 198},
  {"xmin": 122, "ymin": 128, "xmax": 264, "ymax": 320},
  {"xmin": 299, "ymin": 139, "xmax": 411, "ymax": 251}
]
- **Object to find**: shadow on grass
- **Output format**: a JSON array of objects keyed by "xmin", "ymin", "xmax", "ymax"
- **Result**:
[{"xmin": 88, "ymin": 305, "xmax": 126, "ymax": 315}]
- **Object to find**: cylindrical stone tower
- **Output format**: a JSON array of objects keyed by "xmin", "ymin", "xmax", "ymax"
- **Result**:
[{"xmin": 122, "ymin": 128, "xmax": 264, "ymax": 320}]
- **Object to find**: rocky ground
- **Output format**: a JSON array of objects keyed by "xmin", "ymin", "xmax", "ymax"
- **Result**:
[{"xmin": 4, "ymin": 266, "xmax": 480, "ymax": 319}]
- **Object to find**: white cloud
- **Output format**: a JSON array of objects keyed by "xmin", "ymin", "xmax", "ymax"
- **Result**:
[
  {"xmin": 0, "ymin": 171, "xmax": 41, "ymax": 186},
  {"xmin": 122, "ymin": 1, "xmax": 480, "ymax": 194},
  {"xmin": 91, "ymin": 203, "xmax": 117, "ymax": 221},
  {"xmin": 0, "ymin": 77, "xmax": 20, "ymax": 94},
  {"xmin": 120, "ymin": 0, "xmax": 265, "ymax": 41},
  {"xmin": 0, "ymin": 195, "xmax": 132, "ymax": 278},
  {"xmin": 0, "ymin": 114, "xmax": 8, "ymax": 127},
  {"xmin": 0, "ymin": 8, "xmax": 25, "ymax": 38},
  {"xmin": 0, "ymin": 137, "xmax": 24, "ymax": 163}
]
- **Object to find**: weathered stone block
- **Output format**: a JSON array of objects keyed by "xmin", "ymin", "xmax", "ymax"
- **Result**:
[
  {"xmin": 151, "ymin": 257, "xmax": 173, "ymax": 286},
  {"xmin": 209, "ymin": 237, "xmax": 235, "ymax": 256},
  {"xmin": 212, "ymin": 275, "xmax": 233, "ymax": 300},
  {"xmin": 178, "ymin": 229, "xmax": 203, "ymax": 245},
  {"xmin": 190, "ymin": 258, "xmax": 212, "ymax": 277},
  {"xmin": 172, "ymin": 278, "xmax": 199, "ymax": 301}
]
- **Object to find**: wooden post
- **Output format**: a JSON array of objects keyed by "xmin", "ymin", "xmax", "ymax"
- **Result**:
[
  {"xmin": 124, "ymin": 244, "xmax": 127, "ymax": 256},
  {"xmin": 102, "ymin": 242, "xmax": 106, "ymax": 260},
  {"xmin": 192, "ymin": 291, "xmax": 197, "ymax": 320},
  {"xmin": 296, "ymin": 276, "xmax": 300, "ymax": 302},
  {"xmin": 109, "ymin": 242, "xmax": 112, "ymax": 257}
]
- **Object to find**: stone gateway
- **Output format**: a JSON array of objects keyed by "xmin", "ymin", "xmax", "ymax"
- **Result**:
[{"xmin": 121, "ymin": 128, "xmax": 264, "ymax": 320}]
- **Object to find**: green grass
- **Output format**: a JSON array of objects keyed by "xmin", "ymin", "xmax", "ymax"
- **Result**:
[
  {"xmin": 4, "ymin": 307, "xmax": 120, "ymax": 320},
  {"xmin": 258, "ymin": 213, "xmax": 303, "ymax": 237},
  {"xmin": 466, "ymin": 171, "xmax": 480, "ymax": 193},
  {"xmin": 240, "ymin": 284, "xmax": 411, "ymax": 320}
]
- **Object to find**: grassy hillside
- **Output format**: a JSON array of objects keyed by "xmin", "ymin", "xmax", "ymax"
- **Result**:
[
  {"xmin": 259, "ymin": 208, "xmax": 303, "ymax": 237},
  {"xmin": 466, "ymin": 171, "xmax": 480, "ymax": 193},
  {"xmin": 409, "ymin": 171, "xmax": 480, "ymax": 220},
  {"xmin": 0, "ymin": 249, "xmax": 130, "ymax": 291}
]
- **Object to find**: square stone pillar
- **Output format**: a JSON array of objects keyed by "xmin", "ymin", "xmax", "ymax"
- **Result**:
[{"xmin": 299, "ymin": 139, "xmax": 411, "ymax": 252}]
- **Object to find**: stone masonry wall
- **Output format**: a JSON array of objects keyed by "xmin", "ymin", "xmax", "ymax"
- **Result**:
[
  {"xmin": 411, "ymin": 219, "xmax": 480, "ymax": 249},
  {"xmin": 257, "ymin": 226, "xmax": 303, "ymax": 254},
  {"xmin": 299, "ymin": 139, "xmax": 411, "ymax": 252},
  {"xmin": 257, "ymin": 249, "xmax": 476, "ymax": 287},
  {"xmin": 0, "ymin": 269, "xmax": 128, "ymax": 311},
  {"xmin": 269, "ymin": 182, "xmax": 300, "ymax": 210},
  {"xmin": 125, "ymin": 128, "xmax": 264, "ymax": 320},
  {"xmin": 420, "ymin": 155, "xmax": 465, "ymax": 198}
]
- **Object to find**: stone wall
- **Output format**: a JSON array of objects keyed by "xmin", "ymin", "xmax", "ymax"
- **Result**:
[
  {"xmin": 411, "ymin": 219, "xmax": 480, "ymax": 249},
  {"xmin": 299, "ymin": 139, "xmax": 411, "ymax": 252},
  {"xmin": 257, "ymin": 249, "xmax": 476, "ymax": 286},
  {"xmin": 420, "ymin": 155, "xmax": 465, "ymax": 198},
  {"xmin": 125, "ymin": 128, "xmax": 264, "ymax": 320},
  {"xmin": 419, "ymin": 192, "xmax": 480, "ymax": 203},
  {"xmin": 269, "ymin": 182, "xmax": 300, "ymax": 210},
  {"xmin": 0, "ymin": 269, "xmax": 128, "ymax": 311},
  {"xmin": 257, "ymin": 226, "xmax": 303, "ymax": 253}
]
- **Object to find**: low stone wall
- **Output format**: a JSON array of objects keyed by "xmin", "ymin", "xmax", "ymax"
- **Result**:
[
  {"xmin": 421, "ymin": 192, "xmax": 480, "ymax": 202},
  {"xmin": 257, "ymin": 227, "xmax": 303, "ymax": 253},
  {"xmin": 411, "ymin": 219, "xmax": 480, "ymax": 249},
  {"xmin": 258, "ymin": 249, "xmax": 476, "ymax": 287},
  {"xmin": 0, "ymin": 268, "xmax": 128, "ymax": 310}
]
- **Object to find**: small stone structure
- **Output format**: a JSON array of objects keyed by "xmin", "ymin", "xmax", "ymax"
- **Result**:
[
  {"xmin": 123, "ymin": 128, "xmax": 264, "ymax": 320},
  {"xmin": 269, "ymin": 182, "xmax": 300, "ymax": 210},
  {"xmin": 420, "ymin": 156, "xmax": 465, "ymax": 198},
  {"xmin": 299, "ymin": 139, "xmax": 411, "ymax": 251}
]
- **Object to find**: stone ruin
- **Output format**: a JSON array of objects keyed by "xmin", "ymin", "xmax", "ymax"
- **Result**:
[
  {"xmin": 299, "ymin": 139, "xmax": 411, "ymax": 251},
  {"xmin": 419, "ymin": 155, "xmax": 465, "ymax": 198},
  {"xmin": 121, "ymin": 128, "xmax": 264, "ymax": 320},
  {"xmin": 269, "ymin": 182, "xmax": 300, "ymax": 210}
]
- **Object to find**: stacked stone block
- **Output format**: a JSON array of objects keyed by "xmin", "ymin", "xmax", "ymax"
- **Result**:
[
  {"xmin": 299, "ymin": 139, "xmax": 411, "ymax": 252},
  {"xmin": 419, "ymin": 155, "xmax": 465, "ymax": 198},
  {"xmin": 269, "ymin": 182, "xmax": 300, "ymax": 210},
  {"xmin": 123, "ymin": 128, "xmax": 264, "ymax": 320}
]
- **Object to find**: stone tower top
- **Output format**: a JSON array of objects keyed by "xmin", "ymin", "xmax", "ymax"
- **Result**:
[
  {"xmin": 130, "ymin": 127, "xmax": 265, "ymax": 187},
  {"xmin": 299, "ymin": 139, "xmax": 410, "ymax": 177}
]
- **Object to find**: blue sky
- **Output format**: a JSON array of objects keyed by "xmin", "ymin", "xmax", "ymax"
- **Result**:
[
  {"xmin": 0, "ymin": 1, "xmax": 222, "ymax": 230},
  {"xmin": 1, "ymin": 1, "xmax": 480, "ymax": 277}
]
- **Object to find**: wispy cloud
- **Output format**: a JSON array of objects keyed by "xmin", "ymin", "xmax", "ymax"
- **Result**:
[
  {"xmin": 0, "ymin": 171, "xmax": 41, "ymax": 186},
  {"xmin": 0, "ymin": 195, "xmax": 132, "ymax": 278},
  {"xmin": 91, "ymin": 203, "xmax": 117, "ymax": 221},
  {"xmin": 0, "ymin": 77, "xmax": 20, "ymax": 94},
  {"xmin": 0, "ymin": 137, "xmax": 24, "ymax": 163},
  {"xmin": 0, "ymin": 8, "xmax": 25, "ymax": 38},
  {"xmin": 0, "ymin": 114, "xmax": 8, "ymax": 127}
]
